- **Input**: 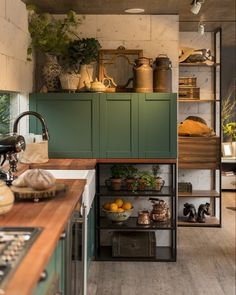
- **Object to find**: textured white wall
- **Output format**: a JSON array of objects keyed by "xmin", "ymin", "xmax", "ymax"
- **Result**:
[{"xmin": 0, "ymin": 0, "xmax": 33, "ymax": 92}]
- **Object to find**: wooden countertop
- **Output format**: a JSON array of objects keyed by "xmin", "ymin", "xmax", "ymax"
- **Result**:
[{"xmin": 0, "ymin": 178, "xmax": 86, "ymax": 295}]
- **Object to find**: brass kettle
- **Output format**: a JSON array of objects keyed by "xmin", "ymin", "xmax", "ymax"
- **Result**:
[{"xmin": 149, "ymin": 198, "xmax": 170, "ymax": 222}]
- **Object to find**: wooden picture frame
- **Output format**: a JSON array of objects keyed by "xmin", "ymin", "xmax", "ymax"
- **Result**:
[
  {"xmin": 98, "ymin": 46, "xmax": 143, "ymax": 92},
  {"xmin": 222, "ymin": 142, "xmax": 233, "ymax": 157}
]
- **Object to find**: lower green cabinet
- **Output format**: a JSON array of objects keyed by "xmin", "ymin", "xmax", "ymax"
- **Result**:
[
  {"xmin": 30, "ymin": 92, "xmax": 177, "ymax": 158},
  {"xmin": 33, "ymin": 238, "xmax": 65, "ymax": 295}
]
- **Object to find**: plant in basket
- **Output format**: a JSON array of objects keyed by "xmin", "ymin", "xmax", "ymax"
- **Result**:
[
  {"xmin": 137, "ymin": 171, "xmax": 156, "ymax": 191},
  {"xmin": 124, "ymin": 165, "xmax": 138, "ymax": 190},
  {"xmin": 109, "ymin": 165, "xmax": 127, "ymax": 191}
]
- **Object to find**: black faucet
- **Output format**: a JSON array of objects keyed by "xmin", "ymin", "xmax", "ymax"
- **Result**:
[{"xmin": 13, "ymin": 111, "xmax": 50, "ymax": 141}]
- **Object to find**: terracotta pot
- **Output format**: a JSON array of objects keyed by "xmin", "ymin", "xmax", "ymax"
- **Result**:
[
  {"xmin": 138, "ymin": 179, "xmax": 147, "ymax": 190},
  {"xmin": 126, "ymin": 178, "xmax": 136, "ymax": 191},
  {"xmin": 111, "ymin": 178, "xmax": 122, "ymax": 191}
]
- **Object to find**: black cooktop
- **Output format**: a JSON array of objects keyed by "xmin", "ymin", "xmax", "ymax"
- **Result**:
[{"xmin": 0, "ymin": 227, "xmax": 41, "ymax": 291}]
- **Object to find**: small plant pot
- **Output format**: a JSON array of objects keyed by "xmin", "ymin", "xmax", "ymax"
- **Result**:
[
  {"xmin": 155, "ymin": 178, "xmax": 165, "ymax": 191},
  {"xmin": 138, "ymin": 179, "xmax": 147, "ymax": 190},
  {"xmin": 125, "ymin": 178, "xmax": 136, "ymax": 190},
  {"xmin": 111, "ymin": 178, "xmax": 122, "ymax": 191},
  {"xmin": 59, "ymin": 73, "xmax": 81, "ymax": 92}
]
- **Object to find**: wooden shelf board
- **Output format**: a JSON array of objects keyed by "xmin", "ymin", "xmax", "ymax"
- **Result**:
[
  {"xmin": 178, "ymin": 99, "xmax": 220, "ymax": 103},
  {"xmin": 179, "ymin": 62, "xmax": 220, "ymax": 67},
  {"xmin": 178, "ymin": 216, "xmax": 220, "ymax": 227},
  {"xmin": 178, "ymin": 190, "xmax": 220, "ymax": 198}
]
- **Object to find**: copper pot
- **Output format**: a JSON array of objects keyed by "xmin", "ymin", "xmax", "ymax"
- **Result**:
[
  {"xmin": 137, "ymin": 210, "xmax": 151, "ymax": 225},
  {"xmin": 150, "ymin": 198, "xmax": 170, "ymax": 222}
]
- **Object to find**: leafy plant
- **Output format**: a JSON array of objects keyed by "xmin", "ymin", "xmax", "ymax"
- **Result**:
[
  {"xmin": 223, "ymin": 122, "xmax": 236, "ymax": 141},
  {"xmin": 138, "ymin": 171, "xmax": 156, "ymax": 189},
  {"xmin": 0, "ymin": 94, "xmax": 10, "ymax": 135},
  {"xmin": 152, "ymin": 164, "xmax": 160, "ymax": 178},
  {"xmin": 65, "ymin": 38, "xmax": 101, "ymax": 66},
  {"xmin": 124, "ymin": 165, "xmax": 138, "ymax": 179},
  {"xmin": 111, "ymin": 164, "xmax": 127, "ymax": 179},
  {"xmin": 27, "ymin": 5, "xmax": 82, "ymax": 59}
]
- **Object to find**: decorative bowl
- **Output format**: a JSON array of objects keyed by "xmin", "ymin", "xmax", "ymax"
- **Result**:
[{"xmin": 102, "ymin": 207, "xmax": 133, "ymax": 222}]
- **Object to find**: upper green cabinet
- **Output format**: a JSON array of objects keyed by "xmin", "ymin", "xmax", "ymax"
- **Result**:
[
  {"xmin": 30, "ymin": 92, "xmax": 177, "ymax": 159},
  {"xmin": 100, "ymin": 93, "xmax": 139, "ymax": 158},
  {"xmin": 30, "ymin": 93, "xmax": 99, "ymax": 158},
  {"xmin": 139, "ymin": 93, "xmax": 177, "ymax": 158}
]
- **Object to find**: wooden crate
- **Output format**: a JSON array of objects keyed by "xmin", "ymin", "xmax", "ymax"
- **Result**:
[
  {"xmin": 179, "ymin": 77, "xmax": 197, "ymax": 87},
  {"xmin": 179, "ymin": 86, "xmax": 200, "ymax": 99},
  {"xmin": 178, "ymin": 136, "xmax": 220, "ymax": 169}
]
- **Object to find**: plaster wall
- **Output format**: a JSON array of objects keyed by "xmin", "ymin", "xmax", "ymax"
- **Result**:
[{"xmin": 0, "ymin": 0, "xmax": 33, "ymax": 93}]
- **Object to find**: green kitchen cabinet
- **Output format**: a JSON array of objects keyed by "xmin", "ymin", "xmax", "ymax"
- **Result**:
[
  {"xmin": 30, "ymin": 92, "xmax": 177, "ymax": 158},
  {"xmin": 33, "ymin": 237, "xmax": 65, "ymax": 295},
  {"xmin": 99, "ymin": 93, "xmax": 139, "ymax": 158},
  {"xmin": 29, "ymin": 93, "xmax": 99, "ymax": 158},
  {"xmin": 139, "ymin": 93, "xmax": 177, "ymax": 158}
]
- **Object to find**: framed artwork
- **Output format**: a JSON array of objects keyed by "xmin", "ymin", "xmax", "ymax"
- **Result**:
[{"xmin": 222, "ymin": 142, "xmax": 233, "ymax": 157}]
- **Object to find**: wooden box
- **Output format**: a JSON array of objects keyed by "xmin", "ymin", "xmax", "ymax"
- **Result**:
[
  {"xmin": 178, "ymin": 136, "xmax": 220, "ymax": 169},
  {"xmin": 112, "ymin": 231, "xmax": 156, "ymax": 258},
  {"xmin": 179, "ymin": 77, "xmax": 197, "ymax": 87},
  {"xmin": 179, "ymin": 86, "xmax": 200, "ymax": 99}
]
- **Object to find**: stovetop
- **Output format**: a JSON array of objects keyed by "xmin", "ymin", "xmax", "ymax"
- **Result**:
[{"xmin": 0, "ymin": 227, "xmax": 41, "ymax": 291}]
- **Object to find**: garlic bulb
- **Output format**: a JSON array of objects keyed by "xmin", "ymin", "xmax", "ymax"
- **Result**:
[{"xmin": 25, "ymin": 169, "xmax": 56, "ymax": 190}]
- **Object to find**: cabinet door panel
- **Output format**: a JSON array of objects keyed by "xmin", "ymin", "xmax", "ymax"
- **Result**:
[
  {"xmin": 30, "ymin": 93, "xmax": 99, "ymax": 158},
  {"xmin": 100, "ymin": 94, "xmax": 138, "ymax": 158},
  {"xmin": 139, "ymin": 93, "xmax": 177, "ymax": 158}
]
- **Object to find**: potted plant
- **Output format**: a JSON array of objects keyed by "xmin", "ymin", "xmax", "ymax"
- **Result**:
[
  {"xmin": 27, "ymin": 5, "xmax": 82, "ymax": 91},
  {"xmin": 152, "ymin": 164, "xmax": 165, "ymax": 191},
  {"xmin": 137, "ymin": 171, "xmax": 156, "ymax": 191},
  {"xmin": 66, "ymin": 38, "xmax": 101, "ymax": 91},
  {"xmin": 110, "ymin": 164, "xmax": 127, "ymax": 191},
  {"xmin": 124, "ymin": 165, "xmax": 138, "ymax": 190}
]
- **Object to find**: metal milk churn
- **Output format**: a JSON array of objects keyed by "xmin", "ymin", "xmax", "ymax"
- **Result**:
[
  {"xmin": 153, "ymin": 54, "xmax": 172, "ymax": 92},
  {"xmin": 133, "ymin": 57, "xmax": 153, "ymax": 93}
]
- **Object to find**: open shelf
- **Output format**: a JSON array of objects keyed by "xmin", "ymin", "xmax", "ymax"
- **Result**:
[
  {"xmin": 179, "ymin": 62, "xmax": 220, "ymax": 67},
  {"xmin": 178, "ymin": 216, "xmax": 220, "ymax": 227},
  {"xmin": 178, "ymin": 99, "xmax": 220, "ymax": 103},
  {"xmin": 98, "ymin": 217, "xmax": 174, "ymax": 230},
  {"xmin": 178, "ymin": 190, "xmax": 220, "ymax": 198},
  {"xmin": 97, "ymin": 186, "xmax": 175, "ymax": 197},
  {"xmin": 96, "ymin": 246, "xmax": 176, "ymax": 262}
]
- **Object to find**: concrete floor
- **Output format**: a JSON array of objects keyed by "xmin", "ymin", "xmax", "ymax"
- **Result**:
[{"xmin": 88, "ymin": 192, "xmax": 236, "ymax": 295}]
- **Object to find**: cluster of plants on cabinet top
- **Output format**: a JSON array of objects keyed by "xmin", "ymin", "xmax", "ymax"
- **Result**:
[{"xmin": 106, "ymin": 164, "xmax": 165, "ymax": 192}]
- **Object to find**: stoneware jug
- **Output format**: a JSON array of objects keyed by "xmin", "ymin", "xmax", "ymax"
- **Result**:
[
  {"xmin": 133, "ymin": 57, "xmax": 153, "ymax": 93},
  {"xmin": 153, "ymin": 54, "xmax": 172, "ymax": 93},
  {"xmin": 0, "ymin": 180, "xmax": 14, "ymax": 215}
]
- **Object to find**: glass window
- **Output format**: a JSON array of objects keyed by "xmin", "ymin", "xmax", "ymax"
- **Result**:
[{"xmin": 0, "ymin": 93, "xmax": 10, "ymax": 135}]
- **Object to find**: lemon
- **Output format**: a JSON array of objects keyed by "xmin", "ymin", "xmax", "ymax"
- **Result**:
[
  {"xmin": 110, "ymin": 203, "xmax": 119, "ymax": 212},
  {"xmin": 103, "ymin": 202, "xmax": 111, "ymax": 210},
  {"xmin": 122, "ymin": 202, "xmax": 132, "ymax": 210},
  {"xmin": 114, "ymin": 198, "xmax": 123, "ymax": 208}
]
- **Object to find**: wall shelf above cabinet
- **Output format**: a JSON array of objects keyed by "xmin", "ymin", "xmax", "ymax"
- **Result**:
[{"xmin": 178, "ymin": 190, "xmax": 220, "ymax": 198}]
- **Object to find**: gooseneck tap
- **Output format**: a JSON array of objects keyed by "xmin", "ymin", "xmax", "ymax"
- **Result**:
[{"xmin": 13, "ymin": 111, "xmax": 50, "ymax": 141}]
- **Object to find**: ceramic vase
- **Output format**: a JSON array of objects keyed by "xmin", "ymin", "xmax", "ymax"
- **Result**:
[
  {"xmin": 59, "ymin": 73, "xmax": 81, "ymax": 92},
  {"xmin": 78, "ymin": 64, "xmax": 94, "ymax": 91},
  {"xmin": 42, "ymin": 54, "xmax": 62, "ymax": 92}
]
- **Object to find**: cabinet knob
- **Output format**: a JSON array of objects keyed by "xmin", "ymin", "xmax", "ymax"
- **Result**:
[{"xmin": 39, "ymin": 270, "xmax": 48, "ymax": 282}]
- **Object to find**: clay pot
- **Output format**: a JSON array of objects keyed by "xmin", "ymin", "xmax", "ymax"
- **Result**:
[{"xmin": 111, "ymin": 178, "xmax": 122, "ymax": 191}]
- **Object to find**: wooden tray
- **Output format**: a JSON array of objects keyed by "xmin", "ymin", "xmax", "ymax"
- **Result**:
[{"xmin": 10, "ymin": 183, "xmax": 67, "ymax": 202}]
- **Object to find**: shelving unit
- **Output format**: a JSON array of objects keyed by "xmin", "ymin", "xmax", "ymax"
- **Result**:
[
  {"xmin": 95, "ymin": 162, "xmax": 177, "ymax": 262},
  {"xmin": 178, "ymin": 28, "xmax": 222, "ymax": 227}
]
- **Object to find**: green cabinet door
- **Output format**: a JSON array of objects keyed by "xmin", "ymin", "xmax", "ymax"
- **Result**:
[
  {"xmin": 29, "ymin": 93, "xmax": 99, "ymax": 158},
  {"xmin": 139, "ymin": 93, "xmax": 177, "ymax": 158},
  {"xmin": 100, "ymin": 93, "xmax": 139, "ymax": 158}
]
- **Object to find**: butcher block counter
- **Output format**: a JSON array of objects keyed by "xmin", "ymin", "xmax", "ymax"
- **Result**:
[{"xmin": 0, "ymin": 159, "xmax": 95, "ymax": 295}]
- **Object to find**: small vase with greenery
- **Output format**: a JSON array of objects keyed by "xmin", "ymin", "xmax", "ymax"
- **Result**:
[{"xmin": 124, "ymin": 165, "xmax": 138, "ymax": 190}]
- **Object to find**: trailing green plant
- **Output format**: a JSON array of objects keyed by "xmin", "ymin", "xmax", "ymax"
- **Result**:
[
  {"xmin": 27, "ymin": 5, "xmax": 83, "ymax": 59},
  {"xmin": 0, "ymin": 94, "xmax": 10, "ymax": 135},
  {"xmin": 138, "ymin": 171, "xmax": 156, "ymax": 189}
]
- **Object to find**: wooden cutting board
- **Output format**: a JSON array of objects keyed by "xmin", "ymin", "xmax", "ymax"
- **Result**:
[{"xmin": 10, "ymin": 183, "xmax": 67, "ymax": 202}]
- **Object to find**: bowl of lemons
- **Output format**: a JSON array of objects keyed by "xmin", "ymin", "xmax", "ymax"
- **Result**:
[{"xmin": 102, "ymin": 198, "xmax": 133, "ymax": 222}]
